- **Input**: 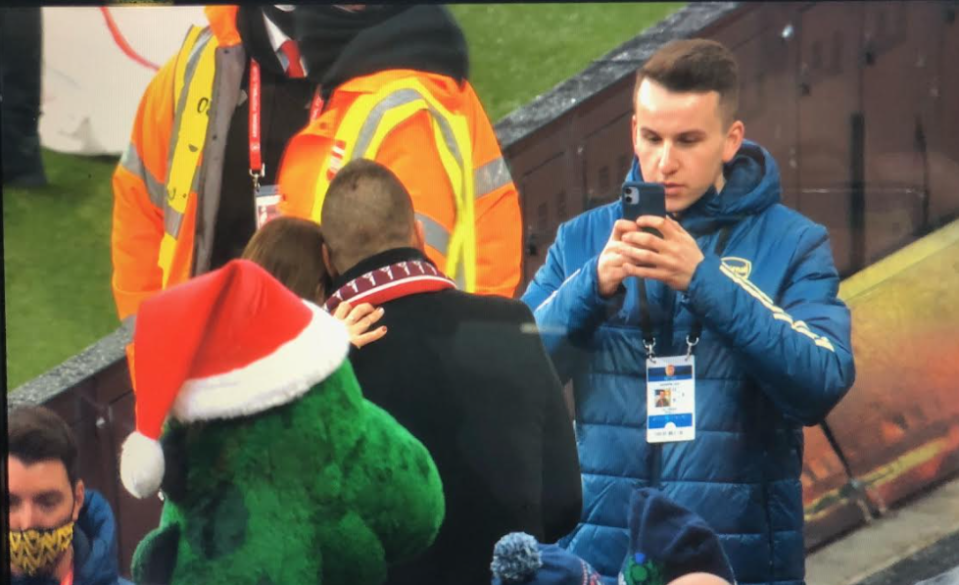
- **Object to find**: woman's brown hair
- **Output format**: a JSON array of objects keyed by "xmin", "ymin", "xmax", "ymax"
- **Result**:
[{"xmin": 241, "ymin": 217, "xmax": 330, "ymax": 303}]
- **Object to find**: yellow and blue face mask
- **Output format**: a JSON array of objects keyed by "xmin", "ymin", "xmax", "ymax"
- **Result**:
[{"xmin": 9, "ymin": 522, "xmax": 75, "ymax": 576}]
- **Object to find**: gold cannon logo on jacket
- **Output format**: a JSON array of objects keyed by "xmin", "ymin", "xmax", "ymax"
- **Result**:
[{"xmin": 721, "ymin": 257, "xmax": 752, "ymax": 280}]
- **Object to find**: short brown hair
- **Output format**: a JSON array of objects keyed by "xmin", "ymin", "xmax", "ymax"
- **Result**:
[
  {"xmin": 241, "ymin": 217, "xmax": 330, "ymax": 302},
  {"xmin": 321, "ymin": 159, "xmax": 416, "ymax": 273},
  {"xmin": 9, "ymin": 406, "xmax": 81, "ymax": 487},
  {"xmin": 635, "ymin": 38, "xmax": 739, "ymax": 125}
]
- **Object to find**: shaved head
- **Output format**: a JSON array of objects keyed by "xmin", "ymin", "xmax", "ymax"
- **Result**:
[{"xmin": 320, "ymin": 159, "xmax": 418, "ymax": 274}]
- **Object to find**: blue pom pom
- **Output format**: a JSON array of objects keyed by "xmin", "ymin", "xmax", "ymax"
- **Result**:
[{"xmin": 491, "ymin": 532, "xmax": 544, "ymax": 583}]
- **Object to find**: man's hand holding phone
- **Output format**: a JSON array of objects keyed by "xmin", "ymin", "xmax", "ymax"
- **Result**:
[
  {"xmin": 597, "ymin": 219, "xmax": 645, "ymax": 297},
  {"xmin": 597, "ymin": 181, "xmax": 664, "ymax": 297},
  {"xmin": 621, "ymin": 216, "xmax": 704, "ymax": 292},
  {"xmin": 596, "ymin": 181, "xmax": 705, "ymax": 295}
]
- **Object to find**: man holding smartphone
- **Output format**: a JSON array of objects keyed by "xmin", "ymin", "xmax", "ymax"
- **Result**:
[{"xmin": 522, "ymin": 39, "xmax": 855, "ymax": 585}]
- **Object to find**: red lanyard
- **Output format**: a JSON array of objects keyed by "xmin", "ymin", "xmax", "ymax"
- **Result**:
[
  {"xmin": 249, "ymin": 59, "xmax": 264, "ymax": 180},
  {"xmin": 62, "ymin": 568, "xmax": 74, "ymax": 585},
  {"xmin": 248, "ymin": 59, "xmax": 324, "ymax": 187}
]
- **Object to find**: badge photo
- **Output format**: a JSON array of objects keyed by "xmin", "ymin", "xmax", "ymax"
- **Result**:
[{"xmin": 646, "ymin": 355, "xmax": 696, "ymax": 443}]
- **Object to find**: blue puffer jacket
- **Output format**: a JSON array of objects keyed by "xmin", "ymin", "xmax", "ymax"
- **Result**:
[
  {"xmin": 13, "ymin": 489, "xmax": 133, "ymax": 585},
  {"xmin": 522, "ymin": 141, "xmax": 855, "ymax": 585}
]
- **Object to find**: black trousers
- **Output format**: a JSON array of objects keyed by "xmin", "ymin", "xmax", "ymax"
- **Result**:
[{"xmin": 1, "ymin": 7, "xmax": 46, "ymax": 185}]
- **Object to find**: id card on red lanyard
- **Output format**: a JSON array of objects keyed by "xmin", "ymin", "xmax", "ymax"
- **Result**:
[{"xmin": 249, "ymin": 59, "xmax": 323, "ymax": 230}]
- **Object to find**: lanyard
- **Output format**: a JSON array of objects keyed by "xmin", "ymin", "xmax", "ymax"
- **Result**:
[
  {"xmin": 638, "ymin": 225, "xmax": 732, "ymax": 358},
  {"xmin": 248, "ymin": 59, "xmax": 324, "ymax": 190}
]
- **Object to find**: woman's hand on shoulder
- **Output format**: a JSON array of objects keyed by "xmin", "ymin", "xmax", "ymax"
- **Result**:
[{"xmin": 333, "ymin": 301, "xmax": 387, "ymax": 348}]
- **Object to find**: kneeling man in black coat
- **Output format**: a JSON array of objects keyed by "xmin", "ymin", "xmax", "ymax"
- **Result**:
[{"xmin": 320, "ymin": 159, "xmax": 582, "ymax": 585}]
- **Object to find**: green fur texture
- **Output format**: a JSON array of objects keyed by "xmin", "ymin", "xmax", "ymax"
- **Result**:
[{"xmin": 132, "ymin": 361, "xmax": 445, "ymax": 585}]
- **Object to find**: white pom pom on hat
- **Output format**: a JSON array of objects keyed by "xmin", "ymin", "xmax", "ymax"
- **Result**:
[
  {"xmin": 118, "ymin": 259, "xmax": 350, "ymax": 499},
  {"xmin": 120, "ymin": 431, "xmax": 166, "ymax": 499}
]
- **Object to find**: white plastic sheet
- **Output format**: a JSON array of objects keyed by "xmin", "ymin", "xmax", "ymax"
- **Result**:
[{"xmin": 39, "ymin": 6, "xmax": 208, "ymax": 156}]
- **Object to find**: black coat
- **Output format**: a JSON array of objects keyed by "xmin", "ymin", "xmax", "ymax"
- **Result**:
[{"xmin": 339, "ymin": 248, "xmax": 582, "ymax": 585}]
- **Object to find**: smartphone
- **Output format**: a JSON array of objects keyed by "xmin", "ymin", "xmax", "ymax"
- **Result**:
[{"xmin": 621, "ymin": 181, "xmax": 666, "ymax": 237}]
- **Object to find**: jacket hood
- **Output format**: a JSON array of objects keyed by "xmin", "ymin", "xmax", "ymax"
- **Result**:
[
  {"xmin": 625, "ymin": 139, "xmax": 781, "ymax": 235},
  {"xmin": 74, "ymin": 490, "xmax": 124, "ymax": 585},
  {"xmin": 297, "ymin": 5, "xmax": 469, "ymax": 99}
]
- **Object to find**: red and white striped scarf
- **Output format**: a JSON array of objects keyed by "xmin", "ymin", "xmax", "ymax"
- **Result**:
[{"xmin": 324, "ymin": 259, "xmax": 456, "ymax": 313}]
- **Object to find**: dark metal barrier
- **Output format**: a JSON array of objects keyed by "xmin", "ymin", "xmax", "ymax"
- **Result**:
[
  {"xmin": 8, "ymin": 0, "xmax": 959, "ymax": 575},
  {"xmin": 8, "ymin": 322, "xmax": 162, "ymax": 577}
]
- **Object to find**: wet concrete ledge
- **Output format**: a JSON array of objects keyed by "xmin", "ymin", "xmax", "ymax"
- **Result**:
[{"xmin": 7, "ymin": 320, "xmax": 133, "ymax": 410}]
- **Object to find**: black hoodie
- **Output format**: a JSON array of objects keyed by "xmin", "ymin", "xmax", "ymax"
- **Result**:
[{"xmin": 294, "ymin": 4, "xmax": 469, "ymax": 100}]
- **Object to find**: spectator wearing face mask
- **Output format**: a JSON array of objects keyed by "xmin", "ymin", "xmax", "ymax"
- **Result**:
[{"xmin": 8, "ymin": 406, "xmax": 132, "ymax": 585}]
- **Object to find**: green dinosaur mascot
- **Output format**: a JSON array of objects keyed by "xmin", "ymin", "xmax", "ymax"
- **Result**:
[{"xmin": 118, "ymin": 259, "xmax": 444, "ymax": 585}]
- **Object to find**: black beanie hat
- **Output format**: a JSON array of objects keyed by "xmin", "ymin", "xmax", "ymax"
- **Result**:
[{"xmin": 619, "ymin": 489, "xmax": 736, "ymax": 585}]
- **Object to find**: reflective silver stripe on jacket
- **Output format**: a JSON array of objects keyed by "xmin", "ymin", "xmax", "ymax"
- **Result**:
[
  {"xmin": 416, "ymin": 213, "xmax": 450, "ymax": 257},
  {"xmin": 119, "ymin": 143, "xmax": 165, "ymax": 209},
  {"xmin": 474, "ymin": 156, "xmax": 512, "ymax": 199},
  {"xmin": 352, "ymin": 88, "xmax": 465, "ymax": 173}
]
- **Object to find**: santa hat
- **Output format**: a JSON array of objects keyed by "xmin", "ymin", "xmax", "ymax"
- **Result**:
[{"xmin": 119, "ymin": 259, "xmax": 350, "ymax": 499}]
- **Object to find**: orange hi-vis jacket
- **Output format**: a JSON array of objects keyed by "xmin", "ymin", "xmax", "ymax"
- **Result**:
[
  {"xmin": 277, "ymin": 70, "xmax": 522, "ymax": 298},
  {"xmin": 111, "ymin": 7, "xmax": 243, "ymax": 321}
]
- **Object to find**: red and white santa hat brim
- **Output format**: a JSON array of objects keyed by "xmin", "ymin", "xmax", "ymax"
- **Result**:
[{"xmin": 119, "ymin": 260, "xmax": 350, "ymax": 499}]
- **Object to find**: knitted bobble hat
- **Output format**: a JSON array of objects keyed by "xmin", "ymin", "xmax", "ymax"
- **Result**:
[
  {"xmin": 492, "ymin": 532, "xmax": 602, "ymax": 585},
  {"xmin": 619, "ymin": 489, "xmax": 736, "ymax": 585}
]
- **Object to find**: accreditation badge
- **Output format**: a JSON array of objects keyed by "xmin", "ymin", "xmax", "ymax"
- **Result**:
[
  {"xmin": 646, "ymin": 355, "xmax": 695, "ymax": 443},
  {"xmin": 254, "ymin": 184, "xmax": 282, "ymax": 230}
]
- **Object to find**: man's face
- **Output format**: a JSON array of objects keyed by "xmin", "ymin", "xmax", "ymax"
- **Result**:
[
  {"xmin": 8, "ymin": 456, "xmax": 83, "ymax": 532},
  {"xmin": 631, "ymin": 78, "xmax": 744, "ymax": 214}
]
